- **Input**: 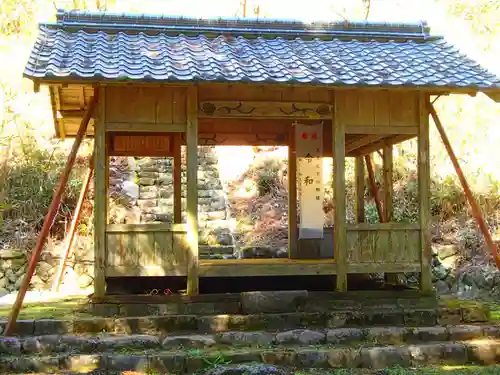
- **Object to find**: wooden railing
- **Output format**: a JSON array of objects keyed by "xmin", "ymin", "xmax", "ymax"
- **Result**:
[
  {"xmin": 105, "ymin": 223, "xmax": 188, "ymax": 277},
  {"xmin": 346, "ymin": 223, "xmax": 421, "ymax": 273}
]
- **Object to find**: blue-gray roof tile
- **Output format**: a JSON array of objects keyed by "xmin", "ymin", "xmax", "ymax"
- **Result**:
[{"xmin": 23, "ymin": 10, "xmax": 500, "ymax": 91}]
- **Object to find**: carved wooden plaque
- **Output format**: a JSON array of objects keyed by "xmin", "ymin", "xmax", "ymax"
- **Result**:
[
  {"xmin": 199, "ymin": 101, "xmax": 333, "ymax": 119},
  {"xmin": 110, "ymin": 134, "xmax": 172, "ymax": 156}
]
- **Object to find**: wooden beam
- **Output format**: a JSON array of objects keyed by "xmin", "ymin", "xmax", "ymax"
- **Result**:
[
  {"xmin": 333, "ymin": 95, "xmax": 347, "ymax": 292},
  {"xmin": 52, "ymin": 156, "xmax": 94, "ymax": 292},
  {"xmin": 173, "ymin": 133, "xmax": 182, "ymax": 224},
  {"xmin": 346, "ymin": 126, "xmax": 418, "ymax": 135},
  {"xmin": 288, "ymin": 125, "xmax": 298, "ymax": 258},
  {"xmin": 352, "ymin": 134, "xmax": 415, "ymax": 156},
  {"xmin": 4, "ymin": 90, "xmax": 98, "ymax": 336},
  {"xmin": 105, "ymin": 122, "xmax": 186, "ymax": 133},
  {"xmin": 355, "ymin": 156, "xmax": 365, "ymax": 223},
  {"xmin": 186, "ymin": 86, "xmax": 199, "ymax": 295},
  {"xmin": 419, "ymin": 93, "xmax": 432, "ymax": 292},
  {"xmin": 428, "ymin": 100, "xmax": 500, "ymax": 270},
  {"xmin": 94, "ymin": 87, "xmax": 107, "ymax": 299},
  {"xmin": 365, "ymin": 154, "xmax": 384, "ymax": 222},
  {"xmin": 346, "ymin": 135, "xmax": 385, "ymax": 154},
  {"xmin": 199, "ymin": 259, "xmax": 337, "ymax": 277},
  {"xmin": 106, "ymin": 223, "xmax": 187, "ymax": 233}
]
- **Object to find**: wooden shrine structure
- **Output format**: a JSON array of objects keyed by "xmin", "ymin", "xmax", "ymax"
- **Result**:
[{"xmin": 5, "ymin": 10, "xmax": 500, "ymax": 335}]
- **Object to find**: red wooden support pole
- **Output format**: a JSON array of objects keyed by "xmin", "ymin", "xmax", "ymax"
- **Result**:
[
  {"xmin": 52, "ymin": 156, "xmax": 94, "ymax": 292},
  {"xmin": 4, "ymin": 92, "xmax": 98, "ymax": 336},
  {"xmin": 365, "ymin": 154, "xmax": 385, "ymax": 223},
  {"xmin": 428, "ymin": 100, "xmax": 500, "ymax": 270}
]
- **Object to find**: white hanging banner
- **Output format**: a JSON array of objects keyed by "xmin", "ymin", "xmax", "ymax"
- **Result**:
[{"xmin": 295, "ymin": 122, "xmax": 324, "ymax": 239}]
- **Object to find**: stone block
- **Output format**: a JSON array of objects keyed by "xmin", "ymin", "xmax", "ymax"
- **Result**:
[
  {"xmin": 466, "ymin": 339, "xmax": 500, "ymax": 365},
  {"xmin": 241, "ymin": 290, "xmax": 308, "ymax": 314},
  {"xmin": 462, "ymin": 305, "xmax": 489, "ymax": 323},
  {"xmin": 73, "ymin": 318, "xmax": 115, "ymax": 334},
  {"xmin": 261, "ymin": 350, "xmax": 297, "ymax": 366},
  {"xmin": 328, "ymin": 347, "xmax": 361, "ymax": 368},
  {"xmin": 162, "ymin": 334, "xmax": 216, "ymax": 348},
  {"xmin": 404, "ymin": 309, "xmax": 437, "ymax": 326},
  {"xmin": 0, "ymin": 337, "xmax": 21, "ymax": 354},
  {"xmin": 98, "ymin": 335, "xmax": 160, "ymax": 351},
  {"xmin": 217, "ymin": 331, "xmax": 274, "ymax": 346},
  {"xmin": 295, "ymin": 348, "xmax": 329, "ymax": 368},
  {"xmin": 275, "ymin": 329, "xmax": 325, "ymax": 345},
  {"xmin": 148, "ymin": 354, "xmax": 185, "ymax": 374},
  {"xmin": 360, "ymin": 346, "xmax": 411, "ymax": 369},
  {"xmin": 406, "ymin": 326, "xmax": 448, "ymax": 342},
  {"xmin": 326, "ymin": 328, "xmax": 364, "ymax": 345},
  {"xmin": 448, "ymin": 325, "xmax": 483, "ymax": 341},
  {"xmin": 107, "ymin": 354, "xmax": 149, "ymax": 372},
  {"xmin": 34, "ymin": 319, "xmax": 73, "ymax": 335},
  {"xmin": 438, "ymin": 307, "xmax": 462, "ymax": 325},
  {"xmin": 60, "ymin": 354, "xmax": 104, "ymax": 373},
  {"xmin": 365, "ymin": 327, "xmax": 407, "ymax": 345}
]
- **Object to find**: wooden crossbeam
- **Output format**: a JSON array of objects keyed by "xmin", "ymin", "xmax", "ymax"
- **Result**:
[
  {"xmin": 352, "ymin": 134, "xmax": 414, "ymax": 156},
  {"xmin": 345, "ymin": 134, "xmax": 385, "ymax": 154}
]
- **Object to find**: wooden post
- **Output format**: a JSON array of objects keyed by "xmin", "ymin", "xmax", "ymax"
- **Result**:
[
  {"xmin": 365, "ymin": 154, "xmax": 384, "ymax": 222},
  {"xmin": 428, "ymin": 100, "xmax": 500, "ymax": 270},
  {"xmin": 52, "ymin": 157, "xmax": 94, "ymax": 292},
  {"xmin": 288, "ymin": 125, "xmax": 298, "ymax": 258},
  {"xmin": 94, "ymin": 87, "xmax": 107, "ymax": 299},
  {"xmin": 383, "ymin": 145, "xmax": 398, "ymax": 284},
  {"xmin": 4, "ymin": 91, "xmax": 98, "ymax": 336},
  {"xmin": 173, "ymin": 133, "xmax": 182, "ymax": 224},
  {"xmin": 383, "ymin": 145, "xmax": 393, "ymax": 222},
  {"xmin": 419, "ymin": 92, "xmax": 432, "ymax": 292},
  {"xmin": 355, "ymin": 156, "xmax": 365, "ymax": 224},
  {"xmin": 186, "ymin": 86, "xmax": 199, "ymax": 295},
  {"xmin": 333, "ymin": 99, "xmax": 347, "ymax": 291}
]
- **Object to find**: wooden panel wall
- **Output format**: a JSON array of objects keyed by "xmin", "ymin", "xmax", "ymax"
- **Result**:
[
  {"xmin": 336, "ymin": 90, "xmax": 419, "ymax": 134},
  {"xmin": 105, "ymin": 224, "xmax": 188, "ymax": 276},
  {"xmin": 198, "ymin": 84, "xmax": 333, "ymax": 103},
  {"xmin": 346, "ymin": 223, "xmax": 421, "ymax": 267},
  {"xmin": 104, "ymin": 86, "xmax": 187, "ymax": 125}
]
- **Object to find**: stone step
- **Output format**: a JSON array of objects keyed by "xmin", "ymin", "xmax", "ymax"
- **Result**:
[
  {"xmin": 1, "ymin": 325, "xmax": 497, "ymax": 355},
  {"xmin": 2, "ymin": 338, "xmax": 500, "ymax": 373},
  {"xmin": 0, "ymin": 307, "xmax": 465, "ymax": 337}
]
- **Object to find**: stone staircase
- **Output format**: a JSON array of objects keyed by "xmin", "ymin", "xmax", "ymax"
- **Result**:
[{"xmin": 0, "ymin": 291, "xmax": 498, "ymax": 374}]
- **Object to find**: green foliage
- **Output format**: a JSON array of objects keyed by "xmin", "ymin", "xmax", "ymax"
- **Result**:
[
  {"xmin": 2, "ymin": 137, "xmax": 85, "ymax": 233},
  {"xmin": 252, "ymin": 157, "xmax": 284, "ymax": 197}
]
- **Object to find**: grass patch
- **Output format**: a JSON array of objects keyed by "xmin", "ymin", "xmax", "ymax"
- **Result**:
[{"xmin": 0, "ymin": 295, "xmax": 92, "ymax": 320}]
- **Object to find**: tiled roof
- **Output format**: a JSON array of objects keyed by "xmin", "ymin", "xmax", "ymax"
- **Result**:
[{"xmin": 24, "ymin": 10, "xmax": 500, "ymax": 91}]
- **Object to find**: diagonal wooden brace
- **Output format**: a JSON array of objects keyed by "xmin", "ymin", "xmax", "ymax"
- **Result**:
[
  {"xmin": 427, "ymin": 100, "xmax": 500, "ymax": 270},
  {"xmin": 3, "ymin": 90, "xmax": 98, "ymax": 336}
]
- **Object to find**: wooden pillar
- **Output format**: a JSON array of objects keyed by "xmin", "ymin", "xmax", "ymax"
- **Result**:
[
  {"xmin": 173, "ymin": 133, "xmax": 182, "ymax": 224},
  {"xmin": 383, "ymin": 145, "xmax": 398, "ymax": 284},
  {"xmin": 333, "ymin": 99, "xmax": 347, "ymax": 291},
  {"xmin": 94, "ymin": 87, "xmax": 107, "ymax": 298},
  {"xmin": 418, "ymin": 92, "xmax": 432, "ymax": 292},
  {"xmin": 288, "ymin": 126, "xmax": 298, "ymax": 258},
  {"xmin": 355, "ymin": 156, "xmax": 365, "ymax": 224},
  {"xmin": 383, "ymin": 145, "xmax": 393, "ymax": 222},
  {"xmin": 186, "ymin": 86, "xmax": 199, "ymax": 295}
]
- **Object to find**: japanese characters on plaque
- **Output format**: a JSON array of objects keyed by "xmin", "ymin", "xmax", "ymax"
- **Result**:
[{"xmin": 295, "ymin": 122, "xmax": 324, "ymax": 239}]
